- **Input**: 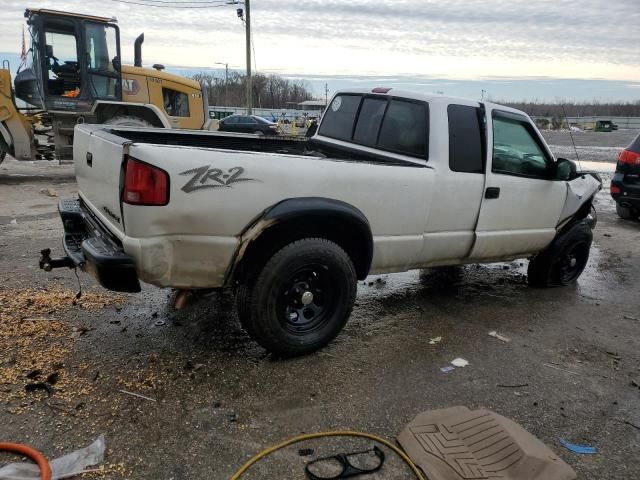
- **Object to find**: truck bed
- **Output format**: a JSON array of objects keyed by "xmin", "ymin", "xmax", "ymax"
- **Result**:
[{"xmin": 105, "ymin": 128, "xmax": 426, "ymax": 167}]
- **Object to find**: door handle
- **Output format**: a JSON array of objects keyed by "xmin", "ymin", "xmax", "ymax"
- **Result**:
[
  {"xmin": 485, "ymin": 187, "xmax": 500, "ymax": 199},
  {"xmin": 86, "ymin": 152, "xmax": 93, "ymax": 167}
]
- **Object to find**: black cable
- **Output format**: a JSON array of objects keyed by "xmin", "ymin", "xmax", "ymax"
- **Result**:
[{"xmin": 110, "ymin": 0, "xmax": 237, "ymax": 8}]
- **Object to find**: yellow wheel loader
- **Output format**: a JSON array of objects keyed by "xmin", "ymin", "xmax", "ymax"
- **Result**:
[{"xmin": 0, "ymin": 8, "xmax": 207, "ymax": 163}]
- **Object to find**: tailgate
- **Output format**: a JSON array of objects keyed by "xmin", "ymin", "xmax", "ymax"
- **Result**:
[{"xmin": 73, "ymin": 124, "xmax": 128, "ymax": 237}]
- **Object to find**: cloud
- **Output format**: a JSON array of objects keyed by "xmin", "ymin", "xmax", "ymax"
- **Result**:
[{"xmin": 0, "ymin": 0, "xmax": 638, "ymax": 85}]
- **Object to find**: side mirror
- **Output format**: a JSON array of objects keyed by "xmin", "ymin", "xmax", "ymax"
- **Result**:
[{"xmin": 555, "ymin": 158, "xmax": 577, "ymax": 181}]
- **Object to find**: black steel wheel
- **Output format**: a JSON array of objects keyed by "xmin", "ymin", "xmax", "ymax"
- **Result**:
[
  {"xmin": 237, "ymin": 238, "xmax": 357, "ymax": 357},
  {"xmin": 528, "ymin": 221, "xmax": 593, "ymax": 287},
  {"xmin": 554, "ymin": 240, "xmax": 590, "ymax": 285}
]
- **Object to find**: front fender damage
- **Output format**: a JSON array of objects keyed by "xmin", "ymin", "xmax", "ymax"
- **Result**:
[{"xmin": 557, "ymin": 173, "xmax": 602, "ymax": 230}]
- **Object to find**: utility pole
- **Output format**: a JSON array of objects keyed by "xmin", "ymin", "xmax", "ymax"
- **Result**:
[
  {"xmin": 325, "ymin": 83, "xmax": 329, "ymax": 106},
  {"xmin": 481, "ymin": 89, "xmax": 486, "ymax": 101},
  {"xmin": 245, "ymin": 0, "xmax": 252, "ymax": 114},
  {"xmin": 215, "ymin": 61, "xmax": 229, "ymax": 105}
]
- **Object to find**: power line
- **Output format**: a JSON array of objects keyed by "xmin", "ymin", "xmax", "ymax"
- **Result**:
[
  {"xmin": 110, "ymin": 0, "xmax": 238, "ymax": 8},
  {"xmin": 128, "ymin": 0, "xmax": 236, "ymax": 3}
]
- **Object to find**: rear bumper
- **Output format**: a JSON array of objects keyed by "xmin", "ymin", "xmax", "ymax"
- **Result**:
[
  {"xmin": 42, "ymin": 199, "xmax": 141, "ymax": 293},
  {"xmin": 611, "ymin": 173, "xmax": 640, "ymax": 209}
]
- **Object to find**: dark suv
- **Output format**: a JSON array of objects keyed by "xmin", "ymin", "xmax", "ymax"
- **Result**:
[
  {"xmin": 611, "ymin": 132, "xmax": 640, "ymax": 220},
  {"xmin": 218, "ymin": 115, "xmax": 279, "ymax": 135}
]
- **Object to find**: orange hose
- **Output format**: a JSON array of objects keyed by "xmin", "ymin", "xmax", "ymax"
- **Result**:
[{"xmin": 0, "ymin": 442, "xmax": 52, "ymax": 480}]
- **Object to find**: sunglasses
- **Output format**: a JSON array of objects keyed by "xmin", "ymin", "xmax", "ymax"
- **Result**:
[{"xmin": 305, "ymin": 446, "xmax": 385, "ymax": 479}]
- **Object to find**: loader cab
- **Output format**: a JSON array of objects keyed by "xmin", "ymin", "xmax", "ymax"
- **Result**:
[{"xmin": 16, "ymin": 9, "xmax": 122, "ymax": 112}]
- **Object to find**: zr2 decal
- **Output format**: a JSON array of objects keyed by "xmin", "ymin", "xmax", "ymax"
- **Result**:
[{"xmin": 179, "ymin": 165, "xmax": 259, "ymax": 193}]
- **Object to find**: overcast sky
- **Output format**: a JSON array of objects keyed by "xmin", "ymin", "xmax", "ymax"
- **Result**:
[{"xmin": 1, "ymin": 0, "xmax": 638, "ymax": 100}]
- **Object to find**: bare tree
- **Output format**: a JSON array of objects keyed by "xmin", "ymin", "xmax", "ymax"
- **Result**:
[{"xmin": 192, "ymin": 72, "xmax": 315, "ymax": 108}]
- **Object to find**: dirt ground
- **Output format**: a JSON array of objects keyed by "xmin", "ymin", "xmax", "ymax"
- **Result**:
[{"xmin": 0, "ymin": 130, "xmax": 639, "ymax": 479}]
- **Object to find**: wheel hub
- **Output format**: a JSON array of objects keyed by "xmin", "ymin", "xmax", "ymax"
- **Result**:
[
  {"xmin": 301, "ymin": 291, "xmax": 314, "ymax": 305},
  {"xmin": 278, "ymin": 266, "xmax": 333, "ymax": 333}
]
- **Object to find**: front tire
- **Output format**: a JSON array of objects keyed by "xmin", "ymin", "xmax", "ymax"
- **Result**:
[
  {"xmin": 237, "ymin": 238, "xmax": 357, "ymax": 357},
  {"xmin": 527, "ymin": 222, "xmax": 592, "ymax": 287}
]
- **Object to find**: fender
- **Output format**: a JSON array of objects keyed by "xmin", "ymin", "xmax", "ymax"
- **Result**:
[{"xmin": 227, "ymin": 197, "xmax": 374, "ymax": 283}]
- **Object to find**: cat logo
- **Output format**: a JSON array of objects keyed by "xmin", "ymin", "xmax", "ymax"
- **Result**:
[{"xmin": 123, "ymin": 78, "xmax": 141, "ymax": 96}]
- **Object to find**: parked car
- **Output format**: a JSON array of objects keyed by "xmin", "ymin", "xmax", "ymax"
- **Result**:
[
  {"xmin": 594, "ymin": 120, "xmax": 618, "ymax": 132},
  {"xmin": 218, "ymin": 114, "xmax": 279, "ymax": 135},
  {"xmin": 41, "ymin": 88, "xmax": 601, "ymax": 357},
  {"xmin": 611, "ymin": 132, "xmax": 640, "ymax": 220}
]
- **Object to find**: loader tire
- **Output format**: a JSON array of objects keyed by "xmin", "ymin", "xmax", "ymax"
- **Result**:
[
  {"xmin": 237, "ymin": 238, "xmax": 357, "ymax": 357},
  {"xmin": 527, "ymin": 221, "xmax": 592, "ymax": 288},
  {"xmin": 105, "ymin": 116, "xmax": 153, "ymax": 128}
]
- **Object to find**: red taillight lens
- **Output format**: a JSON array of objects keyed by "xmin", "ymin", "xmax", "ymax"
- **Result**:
[
  {"xmin": 123, "ymin": 158, "xmax": 169, "ymax": 206},
  {"xmin": 610, "ymin": 185, "xmax": 621, "ymax": 194},
  {"xmin": 618, "ymin": 149, "xmax": 640, "ymax": 165}
]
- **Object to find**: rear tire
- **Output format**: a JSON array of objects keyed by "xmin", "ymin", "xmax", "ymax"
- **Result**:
[
  {"xmin": 527, "ymin": 222, "xmax": 592, "ymax": 287},
  {"xmin": 616, "ymin": 203, "xmax": 635, "ymax": 220},
  {"xmin": 105, "ymin": 116, "xmax": 153, "ymax": 128},
  {"xmin": 237, "ymin": 238, "xmax": 357, "ymax": 357}
]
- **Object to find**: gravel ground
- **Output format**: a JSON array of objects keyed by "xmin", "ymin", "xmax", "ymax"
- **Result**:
[
  {"xmin": 0, "ymin": 131, "xmax": 639, "ymax": 479},
  {"xmin": 542, "ymin": 129, "xmax": 639, "ymax": 164}
]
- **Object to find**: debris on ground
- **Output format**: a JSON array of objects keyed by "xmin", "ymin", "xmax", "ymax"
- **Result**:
[
  {"xmin": 428, "ymin": 336, "xmax": 442, "ymax": 345},
  {"xmin": 623, "ymin": 315, "xmax": 638, "ymax": 321},
  {"xmin": 560, "ymin": 438, "xmax": 597, "ymax": 455},
  {"xmin": 298, "ymin": 448, "xmax": 315, "ymax": 457},
  {"xmin": 39, "ymin": 187, "xmax": 58, "ymax": 197},
  {"xmin": 451, "ymin": 358, "xmax": 469, "ymax": 368},
  {"xmin": 440, "ymin": 366, "xmax": 455, "ymax": 374},
  {"xmin": 488, "ymin": 330, "xmax": 511, "ymax": 343},
  {"xmin": 118, "ymin": 389, "xmax": 157, "ymax": 402},
  {"xmin": 542, "ymin": 363, "xmax": 582, "ymax": 376},
  {"xmin": 497, "ymin": 383, "xmax": 529, "ymax": 388},
  {"xmin": 0, "ymin": 435, "xmax": 105, "ymax": 479},
  {"xmin": 0, "ymin": 288, "xmax": 124, "ymax": 408}
]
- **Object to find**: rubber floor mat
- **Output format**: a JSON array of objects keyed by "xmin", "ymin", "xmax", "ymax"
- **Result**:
[{"xmin": 397, "ymin": 407, "xmax": 575, "ymax": 480}]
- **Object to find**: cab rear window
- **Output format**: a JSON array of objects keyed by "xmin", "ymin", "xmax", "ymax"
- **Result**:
[{"xmin": 319, "ymin": 94, "xmax": 429, "ymax": 160}]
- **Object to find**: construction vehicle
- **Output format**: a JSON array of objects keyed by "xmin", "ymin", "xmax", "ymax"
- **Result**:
[{"xmin": 0, "ymin": 8, "xmax": 207, "ymax": 163}]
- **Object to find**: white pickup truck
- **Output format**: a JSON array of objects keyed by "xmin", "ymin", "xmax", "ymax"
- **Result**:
[{"xmin": 40, "ymin": 88, "xmax": 601, "ymax": 356}]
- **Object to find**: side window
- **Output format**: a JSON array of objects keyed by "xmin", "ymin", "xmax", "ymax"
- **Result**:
[
  {"xmin": 353, "ymin": 97, "xmax": 386, "ymax": 146},
  {"xmin": 163, "ymin": 88, "xmax": 190, "ymax": 117},
  {"xmin": 378, "ymin": 100, "xmax": 427, "ymax": 158},
  {"xmin": 318, "ymin": 94, "xmax": 362, "ymax": 141},
  {"xmin": 44, "ymin": 24, "xmax": 80, "ymax": 97},
  {"xmin": 448, "ymin": 104, "xmax": 484, "ymax": 173},
  {"xmin": 224, "ymin": 116, "xmax": 238, "ymax": 125},
  {"xmin": 492, "ymin": 115, "xmax": 549, "ymax": 178}
]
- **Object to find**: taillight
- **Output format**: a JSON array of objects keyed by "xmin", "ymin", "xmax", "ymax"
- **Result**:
[
  {"xmin": 610, "ymin": 185, "xmax": 621, "ymax": 194},
  {"xmin": 618, "ymin": 149, "xmax": 640, "ymax": 165},
  {"xmin": 122, "ymin": 158, "xmax": 169, "ymax": 206}
]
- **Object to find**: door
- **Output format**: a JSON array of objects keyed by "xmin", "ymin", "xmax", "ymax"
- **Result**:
[
  {"xmin": 469, "ymin": 108, "xmax": 567, "ymax": 260},
  {"xmin": 82, "ymin": 21, "xmax": 122, "ymax": 101},
  {"xmin": 238, "ymin": 116, "xmax": 258, "ymax": 133},
  {"xmin": 420, "ymin": 103, "xmax": 486, "ymax": 265}
]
